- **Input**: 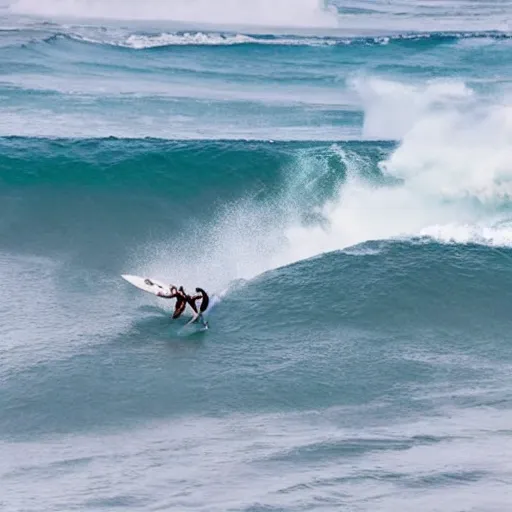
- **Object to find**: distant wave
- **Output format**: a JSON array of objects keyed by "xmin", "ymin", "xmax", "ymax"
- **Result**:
[
  {"xmin": 56, "ymin": 30, "xmax": 512, "ymax": 49},
  {"xmin": 3, "ymin": 25, "xmax": 512, "ymax": 50},
  {"xmin": 70, "ymin": 32, "xmax": 338, "ymax": 48}
]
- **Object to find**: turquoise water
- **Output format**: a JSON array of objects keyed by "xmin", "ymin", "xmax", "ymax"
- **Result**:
[{"xmin": 2, "ymin": 2, "xmax": 512, "ymax": 511}]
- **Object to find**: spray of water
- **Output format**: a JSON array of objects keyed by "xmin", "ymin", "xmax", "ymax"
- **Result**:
[{"xmin": 136, "ymin": 77, "xmax": 512, "ymax": 290}]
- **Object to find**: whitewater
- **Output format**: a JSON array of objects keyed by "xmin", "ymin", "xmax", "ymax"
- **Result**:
[{"xmin": 2, "ymin": 1, "xmax": 512, "ymax": 511}]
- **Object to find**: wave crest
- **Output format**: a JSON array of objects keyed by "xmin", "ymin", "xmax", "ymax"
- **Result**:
[{"xmin": 64, "ymin": 30, "xmax": 512, "ymax": 49}]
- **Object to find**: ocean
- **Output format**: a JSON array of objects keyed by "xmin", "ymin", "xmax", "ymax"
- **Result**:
[{"xmin": 1, "ymin": 1, "xmax": 512, "ymax": 511}]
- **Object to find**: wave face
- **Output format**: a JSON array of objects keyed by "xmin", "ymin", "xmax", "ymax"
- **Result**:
[
  {"xmin": 2, "ymin": 2, "xmax": 512, "ymax": 512},
  {"xmin": 3, "ymin": 137, "xmax": 512, "ymax": 282}
]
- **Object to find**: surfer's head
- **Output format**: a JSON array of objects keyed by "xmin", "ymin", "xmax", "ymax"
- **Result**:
[{"xmin": 170, "ymin": 285, "xmax": 177, "ymax": 294}]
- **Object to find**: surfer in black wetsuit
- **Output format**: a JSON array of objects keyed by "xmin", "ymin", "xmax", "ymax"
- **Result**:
[
  {"xmin": 178, "ymin": 286, "xmax": 201, "ymax": 315},
  {"xmin": 158, "ymin": 285, "xmax": 209, "ymax": 323},
  {"xmin": 172, "ymin": 287, "xmax": 190, "ymax": 319},
  {"xmin": 157, "ymin": 285, "xmax": 188, "ymax": 319},
  {"xmin": 191, "ymin": 287, "xmax": 209, "ymax": 313},
  {"xmin": 184, "ymin": 287, "xmax": 210, "ymax": 327}
]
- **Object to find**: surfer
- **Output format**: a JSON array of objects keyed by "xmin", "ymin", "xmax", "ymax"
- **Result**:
[
  {"xmin": 158, "ymin": 284, "xmax": 208, "ymax": 324},
  {"xmin": 122, "ymin": 275, "xmax": 211, "ymax": 325},
  {"xmin": 178, "ymin": 286, "xmax": 201, "ymax": 315},
  {"xmin": 191, "ymin": 287, "xmax": 209, "ymax": 313},
  {"xmin": 157, "ymin": 285, "xmax": 189, "ymax": 319},
  {"xmin": 186, "ymin": 287, "xmax": 210, "ymax": 327}
]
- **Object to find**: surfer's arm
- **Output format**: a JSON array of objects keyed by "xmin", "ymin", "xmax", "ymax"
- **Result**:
[{"xmin": 157, "ymin": 292, "xmax": 176, "ymax": 298}]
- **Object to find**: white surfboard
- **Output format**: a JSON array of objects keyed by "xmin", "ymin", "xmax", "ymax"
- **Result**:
[{"xmin": 121, "ymin": 274, "xmax": 172, "ymax": 297}]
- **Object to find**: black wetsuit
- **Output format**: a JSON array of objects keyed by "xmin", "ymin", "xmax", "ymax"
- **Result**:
[
  {"xmin": 177, "ymin": 287, "xmax": 198, "ymax": 315},
  {"xmin": 195, "ymin": 287, "xmax": 209, "ymax": 313},
  {"xmin": 172, "ymin": 295, "xmax": 187, "ymax": 319}
]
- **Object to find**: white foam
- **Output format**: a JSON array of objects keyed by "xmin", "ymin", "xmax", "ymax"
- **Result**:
[
  {"xmin": 373, "ymin": 86, "xmax": 512, "ymax": 205},
  {"xmin": 9, "ymin": 0, "xmax": 339, "ymax": 28},
  {"xmin": 420, "ymin": 222, "xmax": 512, "ymax": 247},
  {"xmin": 298, "ymin": 81, "xmax": 512, "ymax": 252},
  {"xmin": 8, "ymin": 0, "xmax": 512, "ymax": 33},
  {"xmin": 354, "ymin": 77, "xmax": 475, "ymax": 141},
  {"xmin": 97, "ymin": 32, "xmax": 337, "ymax": 48},
  {"xmin": 70, "ymin": 31, "xmax": 258, "ymax": 48},
  {"xmin": 124, "ymin": 32, "xmax": 255, "ymax": 48},
  {"xmin": 297, "ymin": 82, "xmax": 512, "ymax": 253}
]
